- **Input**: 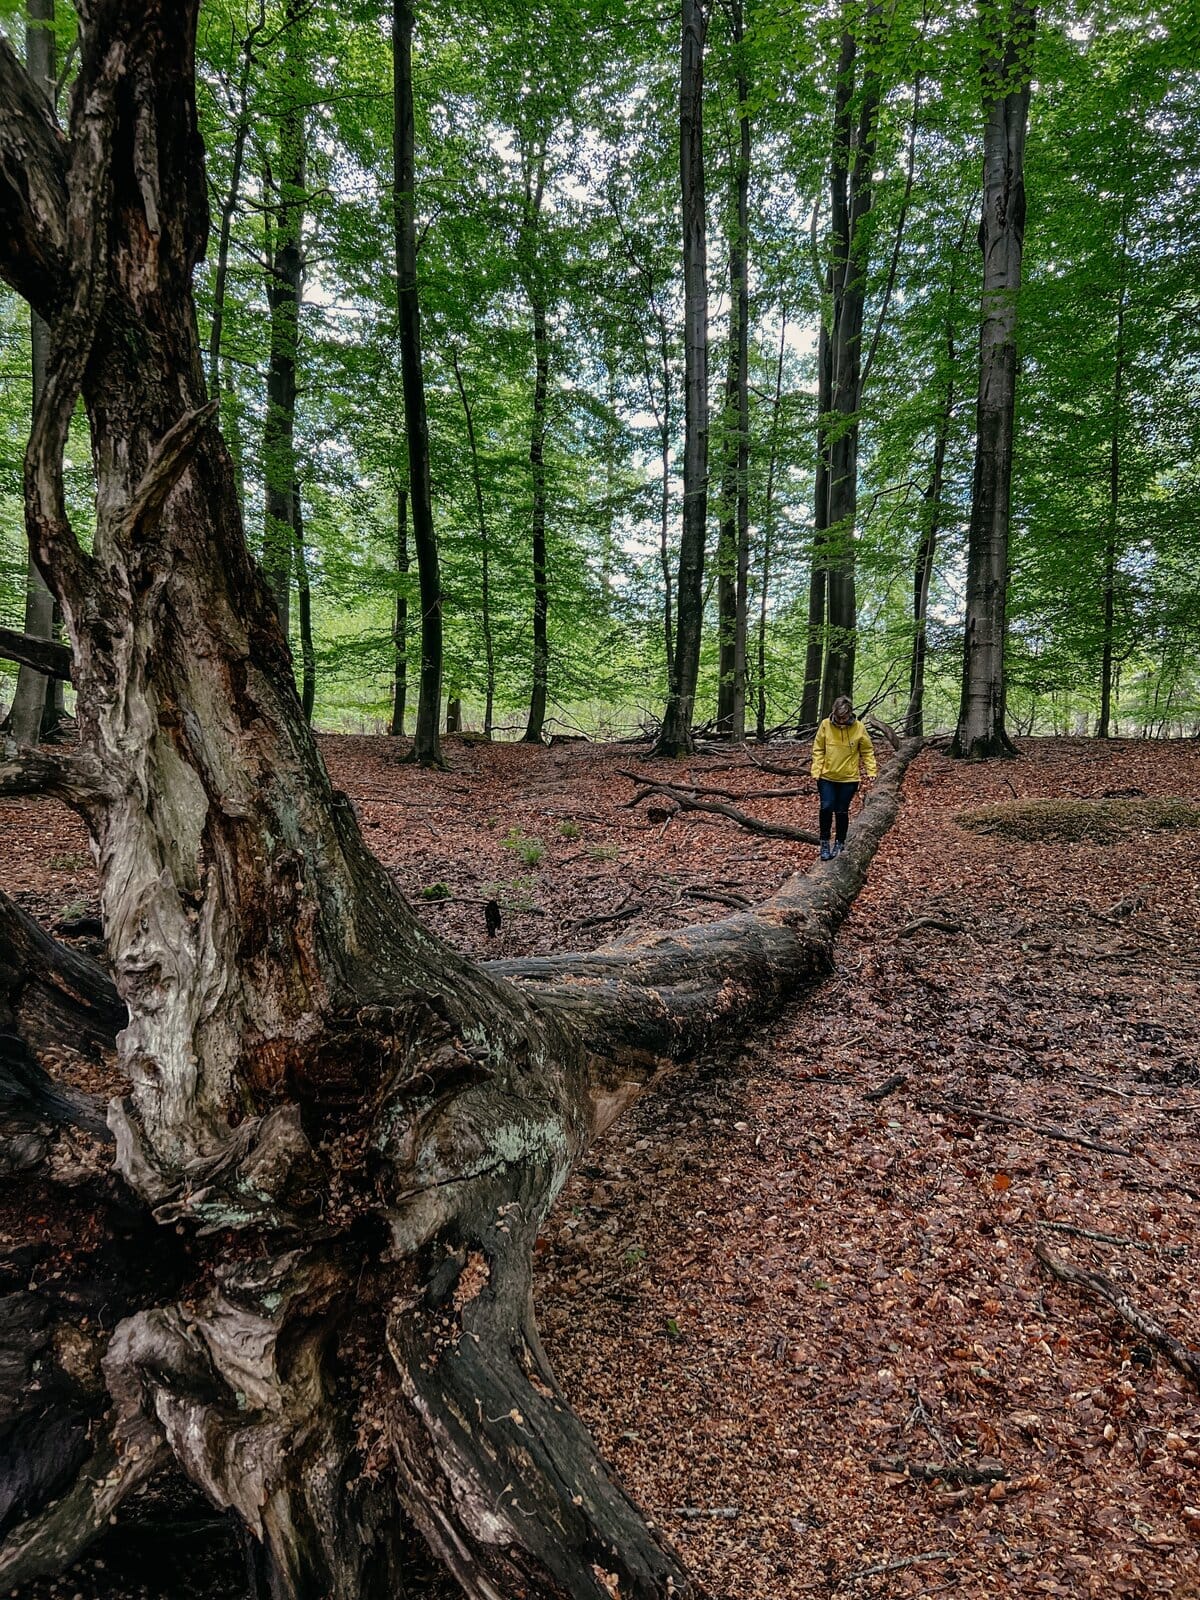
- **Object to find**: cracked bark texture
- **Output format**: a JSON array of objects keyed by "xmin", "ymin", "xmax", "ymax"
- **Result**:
[{"xmin": 0, "ymin": 8, "xmax": 918, "ymax": 1597}]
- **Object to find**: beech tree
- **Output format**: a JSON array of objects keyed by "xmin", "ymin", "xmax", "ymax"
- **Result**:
[
  {"xmin": 950, "ymin": 0, "xmax": 1034, "ymax": 759},
  {"xmin": 0, "ymin": 6, "xmax": 924, "ymax": 1596}
]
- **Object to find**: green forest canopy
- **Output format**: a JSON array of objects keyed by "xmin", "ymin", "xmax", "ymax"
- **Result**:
[{"xmin": 1, "ymin": 0, "xmax": 1198, "ymax": 740}]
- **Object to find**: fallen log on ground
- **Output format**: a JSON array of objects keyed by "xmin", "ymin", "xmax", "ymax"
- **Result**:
[{"xmin": 623, "ymin": 775, "xmax": 823, "ymax": 848}]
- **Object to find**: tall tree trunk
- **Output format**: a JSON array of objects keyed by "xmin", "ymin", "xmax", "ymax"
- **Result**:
[
  {"xmin": 394, "ymin": 0, "xmax": 442, "ymax": 767},
  {"xmin": 293, "ymin": 477, "xmax": 316, "ymax": 724},
  {"xmin": 8, "ymin": 0, "xmax": 58, "ymax": 748},
  {"xmin": 905, "ymin": 209, "xmax": 969, "ymax": 738},
  {"xmin": 798, "ymin": 304, "xmax": 832, "ymax": 732},
  {"xmin": 389, "ymin": 487, "xmax": 408, "ymax": 736},
  {"xmin": 523, "ymin": 291, "xmax": 550, "ymax": 743},
  {"xmin": 756, "ymin": 312, "xmax": 787, "ymax": 742},
  {"xmin": 950, "ymin": 0, "xmax": 1034, "ymax": 760},
  {"xmin": 261, "ymin": 0, "xmax": 306, "ymax": 640},
  {"xmin": 656, "ymin": 0, "xmax": 709, "ymax": 757},
  {"xmin": 820, "ymin": 16, "xmax": 881, "ymax": 715},
  {"xmin": 716, "ymin": 6, "xmax": 750, "ymax": 740},
  {"xmin": 451, "ymin": 352, "xmax": 496, "ymax": 739},
  {"xmin": 206, "ymin": 10, "xmax": 262, "ymax": 404},
  {"xmin": 1098, "ymin": 224, "xmax": 1126, "ymax": 740},
  {"xmin": 0, "ymin": 11, "xmax": 921, "ymax": 1597}
]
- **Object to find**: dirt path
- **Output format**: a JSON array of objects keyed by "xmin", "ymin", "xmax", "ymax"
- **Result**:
[{"xmin": 2, "ymin": 735, "xmax": 1198, "ymax": 1598}]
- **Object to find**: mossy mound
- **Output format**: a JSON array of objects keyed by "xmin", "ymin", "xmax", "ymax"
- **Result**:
[{"xmin": 955, "ymin": 796, "xmax": 1200, "ymax": 843}]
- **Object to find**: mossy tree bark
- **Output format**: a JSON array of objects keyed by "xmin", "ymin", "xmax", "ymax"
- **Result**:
[{"xmin": 0, "ymin": 9, "xmax": 919, "ymax": 1596}]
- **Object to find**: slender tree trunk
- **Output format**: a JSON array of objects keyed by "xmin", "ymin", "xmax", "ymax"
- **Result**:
[
  {"xmin": 716, "ymin": 15, "xmax": 750, "ymax": 740},
  {"xmin": 8, "ymin": 0, "xmax": 58, "ymax": 748},
  {"xmin": 293, "ymin": 477, "xmax": 315, "ymax": 724},
  {"xmin": 523, "ymin": 291, "xmax": 550, "ymax": 743},
  {"xmin": 393, "ymin": 0, "xmax": 442, "ymax": 766},
  {"xmin": 656, "ymin": 0, "xmax": 708, "ymax": 757},
  {"xmin": 799, "ymin": 304, "xmax": 832, "ymax": 732},
  {"xmin": 451, "ymin": 353, "xmax": 496, "ymax": 739},
  {"xmin": 820, "ymin": 16, "xmax": 881, "ymax": 715},
  {"xmin": 1098, "ymin": 230, "xmax": 1126, "ymax": 740},
  {"xmin": 950, "ymin": 0, "xmax": 1034, "ymax": 760},
  {"xmin": 261, "ymin": 0, "xmax": 306, "ymax": 640},
  {"xmin": 206, "ymin": 8, "xmax": 262, "ymax": 404},
  {"xmin": 390, "ymin": 487, "xmax": 408, "ymax": 736},
  {"xmin": 905, "ymin": 210, "xmax": 969, "ymax": 738},
  {"xmin": 756, "ymin": 312, "xmax": 787, "ymax": 742},
  {"xmin": 445, "ymin": 694, "xmax": 461, "ymax": 734}
]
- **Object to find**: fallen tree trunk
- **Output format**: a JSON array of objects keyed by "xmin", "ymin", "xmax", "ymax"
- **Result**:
[
  {"xmin": 0, "ymin": 12, "xmax": 919, "ymax": 1595},
  {"xmin": 0, "ymin": 624, "xmax": 72, "ymax": 680}
]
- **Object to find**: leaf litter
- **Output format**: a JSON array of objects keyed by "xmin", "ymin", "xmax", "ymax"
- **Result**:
[{"xmin": 1, "ymin": 732, "xmax": 1198, "ymax": 1598}]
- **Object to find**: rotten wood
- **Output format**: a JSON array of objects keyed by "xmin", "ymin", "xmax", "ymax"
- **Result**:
[{"xmin": 0, "ymin": 625, "xmax": 72, "ymax": 680}]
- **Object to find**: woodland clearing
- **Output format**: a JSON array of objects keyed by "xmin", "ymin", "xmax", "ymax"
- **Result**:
[{"xmin": 2, "ymin": 733, "xmax": 1198, "ymax": 1599}]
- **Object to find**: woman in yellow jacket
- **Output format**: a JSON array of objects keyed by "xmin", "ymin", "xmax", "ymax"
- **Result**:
[{"xmin": 810, "ymin": 695, "xmax": 877, "ymax": 860}]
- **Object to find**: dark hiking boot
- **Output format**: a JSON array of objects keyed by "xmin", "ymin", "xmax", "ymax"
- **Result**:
[
  {"xmin": 831, "ymin": 840, "xmax": 845, "ymax": 857},
  {"xmin": 819, "ymin": 841, "xmax": 833, "ymax": 861}
]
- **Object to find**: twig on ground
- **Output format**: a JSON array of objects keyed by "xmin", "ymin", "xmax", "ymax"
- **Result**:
[
  {"xmin": 922, "ymin": 1095, "xmax": 1134, "ymax": 1157},
  {"xmin": 841, "ymin": 1550, "xmax": 954, "ymax": 1584},
  {"xmin": 871, "ymin": 1456, "xmax": 1006, "ymax": 1485},
  {"xmin": 899, "ymin": 916, "xmax": 964, "ymax": 937},
  {"xmin": 863, "ymin": 1072, "xmax": 908, "ymax": 1102},
  {"xmin": 1035, "ymin": 1243, "xmax": 1200, "ymax": 1388},
  {"xmin": 680, "ymin": 885, "xmax": 754, "ymax": 909},
  {"xmin": 668, "ymin": 1506, "xmax": 740, "ymax": 1520},
  {"xmin": 1034, "ymin": 1219, "xmax": 1186, "ymax": 1257},
  {"xmin": 575, "ymin": 890, "xmax": 643, "ymax": 930}
]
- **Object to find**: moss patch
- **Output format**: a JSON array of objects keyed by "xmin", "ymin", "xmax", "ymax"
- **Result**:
[{"xmin": 955, "ymin": 796, "xmax": 1200, "ymax": 843}]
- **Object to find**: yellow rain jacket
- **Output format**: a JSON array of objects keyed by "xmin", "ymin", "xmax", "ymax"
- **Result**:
[{"xmin": 810, "ymin": 718, "xmax": 878, "ymax": 783}]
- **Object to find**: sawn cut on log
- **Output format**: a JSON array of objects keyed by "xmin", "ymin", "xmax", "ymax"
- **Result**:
[{"xmin": 0, "ymin": 8, "xmax": 918, "ymax": 1596}]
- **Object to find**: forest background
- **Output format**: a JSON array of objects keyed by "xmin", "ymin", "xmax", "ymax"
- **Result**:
[{"xmin": 1, "ymin": 0, "xmax": 1199, "ymax": 746}]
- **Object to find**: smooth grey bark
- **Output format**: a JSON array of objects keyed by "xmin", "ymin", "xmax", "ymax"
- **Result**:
[
  {"xmin": 8, "ymin": 0, "xmax": 58, "ymax": 748},
  {"xmin": 389, "ymin": 486, "xmax": 409, "ymax": 736},
  {"xmin": 394, "ymin": 0, "xmax": 442, "ymax": 766},
  {"xmin": 656, "ymin": 0, "xmax": 708, "ymax": 757},
  {"xmin": 293, "ymin": 477, "xmax": 315, "ymax": 723},
  {"xmin": 820, "ymin": 15, "xmax": 881, "ymax": 715},
  {"xmin": 1098, "ymin": 219, "xmax": 1127, "ymax": 740},
  {"xmin": 716, "ymin": 0, "xmax": 751, "ymax": 740},
  {"xmin": 905, "ymin": 207, "xmax": 970, "ymax": 738},
  {"xmin": 950, "ymin": 0, "xmax": 1034, "ymax": 760},
  {"xmin": 756, "ymin": 311, "xmax": 788, "ymax": 741},
  {"xmin": 520, "ymin": 149, "xmax": 549, "ymax": 745},
  {"xmin": 261, "ymin": 0, "xmax": 306, "ymax": 639},
  {"xmin": 450, "ymin": 351, "xmax": 496, "ymax": 738}
]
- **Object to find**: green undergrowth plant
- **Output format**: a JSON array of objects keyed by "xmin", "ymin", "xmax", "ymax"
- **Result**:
[
  {"xmin": 502, "ymin": 828, "xmax": 545, "ymax": 867},
  {"xmin": 955, "ymin": 797, "xmax": 1200, "ymax": 843}
]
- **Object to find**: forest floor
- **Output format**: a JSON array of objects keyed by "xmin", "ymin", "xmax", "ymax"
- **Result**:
[{"xmin": 3, "ymin": 733, "xmax": 1199, "ymax": 1599}]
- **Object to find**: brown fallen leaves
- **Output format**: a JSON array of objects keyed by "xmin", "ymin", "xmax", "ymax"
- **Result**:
[{"xmin": 2, "ymin": 733, "xmax": 1198, "ymax": 1599}]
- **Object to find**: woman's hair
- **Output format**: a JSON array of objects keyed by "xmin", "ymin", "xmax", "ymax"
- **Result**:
[{"xmin": 831, "ymin": 695, "xmax": 855, "ymax": 723}]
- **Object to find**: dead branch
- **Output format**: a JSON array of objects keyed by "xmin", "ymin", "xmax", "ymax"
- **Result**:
[
  {"xmin": 1034, "ymin": 1243, "xmax": 1200, "ymax": 1388},
  {"xmin": 842, "ymin": 1550, "xmax": 953, "ymax": 1583},
  {"xmin": 863, "ymin": 1072, "xmax": 908, "ymax": 1102},
  {"xmin": 899, "ymin": 916, "xmax": 963, "ymax": 937},
  {"xmin": 923, "ymin": 1095, "xmax": 1133, "ymax": 1157},
  {"xmin": 871, "ymin": 1455, "xmax": 1006, "ymax": 1485},
  {"xmin": 623, "ymin": 776, "xmax": 820, "ymax": 846},
  {"xmin": 0, "ymin": 625, "xmax": 72, "ymax": 680},
  {"xmin": 576, "ymin": 891, "xmax": 644, "ymax": 930},
  {"xmin": 680, "ymin": 885, "xmax": 754, "ymax": 909},
  {"xmin": 620, "ymin": 768, "xmax": 810, "ymax": 803},
  {"xmin": 1034, "ymin": 1219, "xmax": 1186, "ymax": 1257}
]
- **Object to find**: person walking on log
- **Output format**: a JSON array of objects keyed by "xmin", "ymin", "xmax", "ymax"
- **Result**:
[{"xmin": 811, "ymin": 695, "xmax": 877, "ymax": 860}]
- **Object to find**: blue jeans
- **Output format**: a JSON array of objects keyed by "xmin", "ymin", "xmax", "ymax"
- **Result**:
[{"xmin": 817, "ymin": 778, "xmax": 859, "ymax": 844}]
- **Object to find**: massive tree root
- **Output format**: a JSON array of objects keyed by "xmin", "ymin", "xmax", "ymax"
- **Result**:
[{"xmin": 0, "ymin": 10, "xmax": 919, "ymax": 1596}]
